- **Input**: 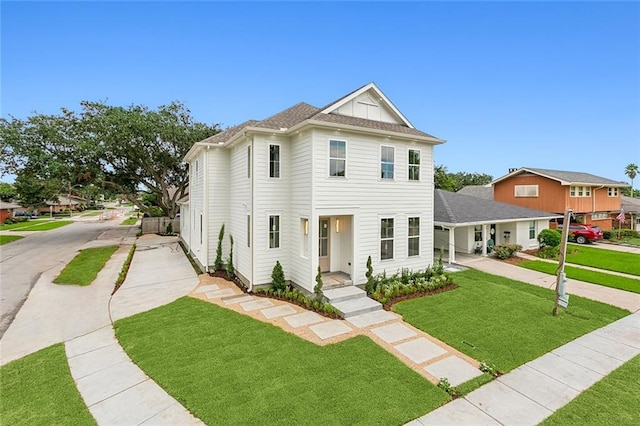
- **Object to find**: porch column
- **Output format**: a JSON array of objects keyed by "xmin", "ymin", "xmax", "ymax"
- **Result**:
[
  {"xmin": 448, "ymin": 227, "xmax": 456, "ymax": 264},
  {"xmin": 482, "ymin": 224, "xmax": 488, "ymax": 256}
]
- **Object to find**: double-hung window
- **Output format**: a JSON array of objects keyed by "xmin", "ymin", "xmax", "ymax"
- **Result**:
[
  {"xmin": 529, "ymin": 221, "xmax": 536, "ymax": 239},
  {"xmin": 380, "ymin": 146, "xmax": 394, "ymax": 180},
  {"xmin": 408, "ymin": 149, "xmax": 420, "ymax": 181},
  {"xmin": 269, "ymin": 215, "xmax": 280, "ymax": 248},
  {"xmin": 269, "ymin": 145, "xmax": 280, "ymax": 178},
  {"xmin": 380, "ymin": 218, "xmax": 394, "ymax": 260},
  {"xmin": 329, "ymin": 140, "xmax": 346, "ymax": 177},
  {"xmin": 408, "ymin": 217, "xmax": 420, "ymax": 256}
]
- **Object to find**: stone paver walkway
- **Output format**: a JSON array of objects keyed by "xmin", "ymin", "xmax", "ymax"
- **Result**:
[{"xmin": 190, "ymin": 275, "xmax": 484, "ymax": 386}]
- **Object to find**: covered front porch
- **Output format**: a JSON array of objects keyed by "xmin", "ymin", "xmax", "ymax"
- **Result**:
[{"xmin": 317, "ymin": 215, "xmax": 354, "ymax": 285}]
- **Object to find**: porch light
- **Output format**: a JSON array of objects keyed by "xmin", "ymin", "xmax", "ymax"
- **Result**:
[
  {"xmin": 304, "ymin": 219, "xmax": 309, "ymax": 235},
  {"xmin": 336, "ymin": 218, "xmax": 340, "ymax": 233}
]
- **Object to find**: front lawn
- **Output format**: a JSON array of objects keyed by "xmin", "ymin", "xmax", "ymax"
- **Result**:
[
  {"xmin": 0, "ymin": 235, "xmax": 23, "ymax": 245},
  {"xmin": 0, "ymin": 218, "xmax": 51, "ymax": 230},
  {"xmin": 541, "ymin": 354, "xmax": 640, "ymax": 426},
  {"xmin": 566, "ymin": 245, "xmax": 640, "ymax": 276},
  {"xmin": 0, "ymin": 344, "xmax": 95, "ymax": 426},
  {"xmin": 115, "ymin": 297, "xmax": 449, "ymax": 425},
  {"xmin": 9, "ymin": 220, "xmax": 73, "ymax": 232},
  {"xmin": 394, "ymin": 269, "xmax": 629, "ymax": 373},
  {"xmin": 120, "ymin": 217, "xmax": 138, "ymax": 225},
  {"xmin": 519, "ymin": 260, "xmax": 640, "ymax": 294},
  {"xmin": 54, "ymin": 245, "xmax": 119, "ymax": 285}
]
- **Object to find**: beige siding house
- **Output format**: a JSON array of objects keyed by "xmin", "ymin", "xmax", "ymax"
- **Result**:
[{"xmin": 181, "ymin": 83, "xmax": 444, "ymax": 292}]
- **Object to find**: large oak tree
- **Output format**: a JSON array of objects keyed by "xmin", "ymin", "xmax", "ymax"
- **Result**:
[{"xmin": 1, "ymin": 101, "xmax": 219, "ymax": 217}]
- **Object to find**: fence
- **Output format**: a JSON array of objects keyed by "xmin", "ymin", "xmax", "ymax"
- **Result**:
[{"xmin": 141, "ymin": 217, "xmax": 180, "ymax": 235}]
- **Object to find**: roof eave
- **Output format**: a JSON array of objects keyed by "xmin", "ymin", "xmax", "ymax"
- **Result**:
[{"xmin": 435, "ymin": 215, "xmax": 562, "ymax": 227}]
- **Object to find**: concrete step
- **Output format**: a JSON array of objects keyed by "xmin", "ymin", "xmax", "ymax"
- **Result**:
[
  {"xmin": 332, "ymin": 297, "xmax": 383, "ymax": 318},
  {"xmin": 324, "ymin": 286, "xmax": 367, "ymax": 303}
]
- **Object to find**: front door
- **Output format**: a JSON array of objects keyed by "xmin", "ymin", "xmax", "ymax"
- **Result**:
[{"xmin": 319, "ymin": 218, "xmax": 330, "ymax": 272}]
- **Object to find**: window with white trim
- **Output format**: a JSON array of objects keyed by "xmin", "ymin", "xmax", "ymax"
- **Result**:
[
  {"xmin": 380, "ymin": 146, "xmax": 394, "ymax": 180},
  {"xmin": 514, "ymin": 185, "xmax": 538, "ymax": 197},
  {"xmin": 408, "ymin": 149, "xmax": 420, "ymax": 181},
  {"xmin": 408, "ymin": 217, "xmax": 420, "ymax": 256},
  {"xmin": 474, "ymin": 225, "xmax": 482, "ymax": 242},
  {"xmin": 529, "ymin": 221, "xmax": 536, "ymax": 239},
  {"xmin": 608, "ymin": 187, "xmax": 619, "ymax": 197},
  {"xmin": 269, "ymin": 145, "xmax": 280, "ymax": 178},
  {"xmin": 570, "ymin": 186, "xmax": 591, "ymax": 197},
  {"xmin": 269, "ymin": 215, "xmax": 280, "ymax": 248},
  {"xmin": 380, "ymin": 218, "xmax": 394, "ymax": 260},
  {"xmin": 592, "ymin": 212, "xmax": 608, "ymax": 220},
  {"xmin": 329, "ymin": 140, "xmax": 346, "ymax": 177}
]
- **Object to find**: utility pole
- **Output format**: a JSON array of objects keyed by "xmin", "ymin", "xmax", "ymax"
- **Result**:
[{"xmin": 554, "ymin": 208, "xmax": 572, "ymax": 316}]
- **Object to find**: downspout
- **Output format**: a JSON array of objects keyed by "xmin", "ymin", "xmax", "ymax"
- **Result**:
[
  {"xmin": 248, "ymin": 133, "xmax": 255, "ymax": 292},
  {"xmin": 203, "ymin": 146, "xmax": 210, "ymax": 272}
]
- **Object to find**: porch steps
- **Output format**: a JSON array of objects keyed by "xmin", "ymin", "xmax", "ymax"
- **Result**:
[{"xmin": 324, "ymin": 286, "xmax": 383, "ymax": 318}]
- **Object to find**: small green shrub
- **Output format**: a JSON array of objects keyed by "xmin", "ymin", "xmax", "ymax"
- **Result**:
[
  {"xmin": 214, "ymin": 224, "xmax": 225, "ymax": 271},
  {"xmin": 537, "ymin": 245, "xmax": 559, "ymax": 259},
  {"xmin": 365, "ymin": 266, "xmax": 454, "ymax": 305},
  {"xmin": 314, "ymin": 266, "xmax": 323, "ymax": 301},
  {"xmin": 538, "ymin": 229, "xmax": 561, "ymax": 248},
  {"xmin": 226, "ymin": 235, "xmax": 234, "ymax": 279},
  {"xmin": 479, "ymin": 361, "xmax": 498, "ymax": 377},
  {"xmin": 437, "ymin": 378, "xmax": 458, "ymax": 398},
  {"xmin": 270, "ymin": 260, "xmax": 286, "ymax": 292},
  {"xmin": 254, "ymin": 286, "xmax": 340, "ymax": 318},
  {"xmin": 166, "ymin": 222, "xmax": 173, "ymax": 235},
  {"xmin": 493, "ymin": 244, "xmax": 522, "ymax": 259},
  {"xmin": 365, "ymin": 255, "xmax": 374, "ymax": 293}
]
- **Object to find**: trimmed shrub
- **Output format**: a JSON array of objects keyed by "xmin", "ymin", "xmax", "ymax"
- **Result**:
[
  {"xmin": 226, "ymin": 235, "xmax": 234, "ymax": 279},
  {"xmin": 537, "ymin": 229, "xmax": 561, "ymax": 248},
  {"xmin": 537, "ymin": 245, "xmax": 559, "ymax": 259},
  {"xmin": 270, "ymin": 261, "xmax": 286, "ymax": 292},
  {"xmin": 493, "ymin": 243, "xmax": 522, "ymax": 259},
  {"xmin": 314, "ymin": 266, "xmax": 323, "ymax": 301},
  {"xmin": 214, "ymin": 224, "xmax": 225, "ymax": 271},
  {"xmin": 365, "ymin": 255, "xmax": 374, "ymax": 293}
]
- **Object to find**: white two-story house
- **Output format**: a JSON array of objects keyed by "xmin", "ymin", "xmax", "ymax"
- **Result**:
[{"xmin": 181, "ymin": 83, "xmax": 445, "ymax": 292}]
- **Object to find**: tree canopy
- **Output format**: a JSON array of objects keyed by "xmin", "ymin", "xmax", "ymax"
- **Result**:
[
  {"xmin": 434, "ymin": 165, "xmax": 493, "ymax": 192},
  {"xmin": 0, "ymin": 101, "xmax": 219, "ymax": 217}
]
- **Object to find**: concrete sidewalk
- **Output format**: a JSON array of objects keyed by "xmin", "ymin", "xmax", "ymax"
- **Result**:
[{"xmin": 409, "ymin": 312, "xmax": 640, "ymax": 425}]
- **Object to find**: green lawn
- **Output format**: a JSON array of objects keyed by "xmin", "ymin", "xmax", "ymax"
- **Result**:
[
  {"xmin": 8, "ymin": 220, "xmax": 73, "ymax": 232},
  {"xmin": 541, "ymin": 354, "xmax": 640, "ymax": 426},
  {"xmin": 0, "ymin": 344, "xmax": 95, "ymax": 426},
  {"xmin": 519, "ymin": 260, "xmax": 640, "ymax": 294},
  {"xmin": 394, "ymin": 269, "xmax": 629, "ymax": 373},
  {"xmin": 566, "ymin": 245, "xmax": 640, "ymax": 276},
  {"xmin": 115, "ymin": 297, "xmax": 449, "ymax": 425},
  {"xmin": 120, "ymin": 217, "xmax": 138, "ymax": 225},
  {"xmin": 0, "ymin": 218, "xmax": 51, "ymax": 230},
  {"xmin": 54, "ymin": 245, "xmax": 119, "ymax": 285},
  {"xmin": 0, "ymin": 235, "xmax": 23, "ymax": 245}
]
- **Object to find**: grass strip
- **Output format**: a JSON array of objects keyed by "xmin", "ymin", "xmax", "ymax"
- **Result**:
[
  {"xmin": 566, "ymin": 244, "xmax": 640, "ymax": 276},
  {"xmin": 519, "ymin": 260, "xmax": 640, "ymax": 294},
  {"xmin": 0, "ymin": 219, "xmax": 52, "ymax": 230},
  {"xmin": 394, "ymin": 269, "xmax": 629, "ymax": 373},
  {"xmin": 115, "ymin": 297, "xmax": 449, "ymax": 425},
  {"xmin": 54, "ymin": 245, "xmax": 119, "ymax": 286},
  {"xmin": 540, "ymin": 354, "xmax": 640, "ymax": 426},
  {"xmin": 0, "ymin": 344, "xmax": 95, "ymax": 426},
  {"xmin": 120, "ymin": 217, "xmax": 138, "ymax": 225},
  {"xmin": 113, "ymin": 244, "xmax": 136, "ymax": 293},
  {"xmin": 10, "ymin": 220, "xmax": 73, "ymax": 232},
  {"xmin": 0, "ymin": 235, "xmax": 23, "ymax": 245}
]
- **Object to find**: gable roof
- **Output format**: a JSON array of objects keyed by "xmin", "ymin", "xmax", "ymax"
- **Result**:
[
  {"xmin": 434, "ymin": 189, "xmax": 561, "ymax": 226},
  {"xmin": 490, "ymin": 167, "xmax": 629, "ymax": 187},
  {"xmin": 0, "ymin": 201, "xmax": 22, "ymax": 210},
  {"xmin": 457, "ymin": 185, "xmax": 494, "ymax": 200},
  {"xmin": 621, "ymin": 195, "xmax": 640, "ymax": 213},
  {"xmin": 185, "ymin": 83, "xmax": 443, "ymax": 161}
]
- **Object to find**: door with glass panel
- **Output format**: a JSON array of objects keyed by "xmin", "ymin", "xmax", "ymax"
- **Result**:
[{"xmin": 319, "ymin": 218, "xmax": 330, "ymax": 272}]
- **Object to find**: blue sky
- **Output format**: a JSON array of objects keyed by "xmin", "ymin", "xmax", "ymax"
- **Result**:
[{"xmin": 2, "ymin": 1, "xmax": 639, "ymax": 184}]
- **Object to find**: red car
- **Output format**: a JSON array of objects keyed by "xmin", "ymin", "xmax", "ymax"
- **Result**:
[{"xmin": 568, "ymin": 224, "xmax": 603, "ymax": 244}]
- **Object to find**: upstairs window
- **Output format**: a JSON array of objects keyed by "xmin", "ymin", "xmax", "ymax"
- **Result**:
[
  {"xmin": 408, "ymin": 149, "xmax": 420, "ymax": 181},
  {"xmin": 570, "ymin": 186, "xmax": 591, "ymax": 197},
  {"xmin": 608, "ymin": 187, "xmax": 619, "ymax": 197},
  {"xmin": 269, "ymin": 145, "xmax": 280, "ymax": 178},
  {"xmin": 514, "ymin": 185, "xmax": 538, "ymax": 197},
  {"xmin": 380, "ymin": 218, "xmax": 394, "ymax": 260},
  {"xmin": 381, "ymin": 146, "xmax": 395, "ymax": 180},
  {"xmin": 329, "ymin": 140, "xmax": 346, "ymax": 177}
]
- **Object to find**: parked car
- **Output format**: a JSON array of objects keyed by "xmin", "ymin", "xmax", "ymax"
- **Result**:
[{"xmin": 568, "ymin": 224, "xmax": 603, "ymax": 244}]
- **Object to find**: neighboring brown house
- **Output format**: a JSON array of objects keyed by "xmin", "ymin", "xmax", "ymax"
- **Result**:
[
  {"xmin": 489, "ymin": 167, "xmax": 629, "ymax": 231},
  {"xmin": 37, "ymin": 195, "xmax": 88, "ymax": 214},
  {"xmin": 0, "ymin": 201, "xmax": 22, "ymax": 223}
]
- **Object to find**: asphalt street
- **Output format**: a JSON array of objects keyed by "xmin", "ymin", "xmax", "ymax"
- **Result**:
[{"xmin": 0, "ymin": 219, "xmax": 122, "ymax": 338}]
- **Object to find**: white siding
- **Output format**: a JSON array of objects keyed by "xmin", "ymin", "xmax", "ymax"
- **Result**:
[
  {"xmin": 312, "ymin": 128, "xmax": 436, "ymax": 286},
  {"xmin": 206, "ymin": 148, "xmax": 230, "ymax": 269},
  {"xmin": 188, "ymin": 152, "xmax": 206, "ymax": 268},
  {"xmin": 228, "ymin": 140, "xmax": 252, "ymax": 281}
]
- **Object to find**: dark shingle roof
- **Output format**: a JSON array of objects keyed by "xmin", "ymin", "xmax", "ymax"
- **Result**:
[
  {"xmin": 457, "ymin": 185, "xmax": 494, "ymax": 200},
  {"xmin": 621, "ymin": 195, "xmax": 640, "ymax": 213},
  {"xmin": 435, "ymin": 189, "xmax": 559, "ymax": 225},
  {"xmin": 253, "ymin": 102, "xmax": 320, "ymax": 130},
  {"xmin": 203, "ymin": 120, "xmax": 260, "ymax": 145},
  {"xmin": 517, "ymin": 168, "xmax": 628, "ymax": 186}
]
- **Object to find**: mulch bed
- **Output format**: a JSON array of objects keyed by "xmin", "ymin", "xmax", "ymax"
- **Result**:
[{"xmin": 382, "ymin": 283, "xmax": 459, "ymax": 310}]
